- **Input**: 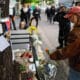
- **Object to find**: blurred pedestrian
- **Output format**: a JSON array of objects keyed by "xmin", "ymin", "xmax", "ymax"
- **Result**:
[
  {"xmin": 9, "ymin": 0, "xmax": 16, "ymax": 30},
  {"xmin": 20, "ymin": 4, "xmax": 31, "ymax": 28},
  {"xmin": 50, "ymin": 5, "xmax": 55, "ymax": 23},
  {"xmin": 30, "ymin": 6, "xmax": 41, "ymax": 27},
  {"xmin": 45, "ymin": 6, "xmax": 51, "ymax": 22},
  {"xmin": 9, "ymin": 7, "xmax": 16, "ymax": 30},
  {"xmin": 54, "ymin": 6, "xmax": 71, "ymax": 49},
  {"xmin": 27, "ymin": 5, "xmax": 31, "ymax": 22},
  {"xmin": 46, "ymin": 6, "xmax": 80, "ymax": 80}
]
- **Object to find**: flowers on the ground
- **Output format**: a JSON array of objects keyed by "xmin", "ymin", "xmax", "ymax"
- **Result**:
[{"xmin": 26, "ymin": 26, "xmax": 38, "ymax": 34}]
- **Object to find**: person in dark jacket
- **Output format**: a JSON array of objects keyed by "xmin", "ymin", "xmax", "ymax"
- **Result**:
[
  {"xmin": 45, "ymin": 6, "xmax": 51, "ymax": 22},
  {"xmin": 27, "ymin": 5, "xmax": 31, "ymax": 21},
  {"xmin": 54, "ymin": 6, "xmax": 71, "ymax": 49},
  {"xmin": 20, "ymin": 4, "xmax": 31, "ymax": 28},
  {"xmin": 46, "ymin": 6, "xmax": 80, "ymax": 80},
  {"xmin": 50, "ymin": 5, "xmax": 55, "ymax": 23},
  {"xmin": 30, "ymin": 6, "xmax": 41, "ymax": 27}
]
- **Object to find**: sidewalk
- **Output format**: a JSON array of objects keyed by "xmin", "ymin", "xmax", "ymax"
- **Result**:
[{"xmin": 38, "ymin": 13, "xmax": 69, "ymax": 80}]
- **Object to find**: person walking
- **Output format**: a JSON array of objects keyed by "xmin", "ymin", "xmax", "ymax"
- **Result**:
[
  {"xmin": 9, "ymin": 0, "xmax": 16, "ymax": 30},
  {"xmin": 27, "ymin": 5, "xmax": 31, "ymax": 22},
  {"xmin": 20, "ymin": 4, "xmax": 31, "ymax": 28},
  {"xmin": 30, "ymin": 6, "xmax": 41, "ymax": 27},
  {"xmin": 46, "ymin": 6, "xmax": 80, "ymax": 80},
  {"xmin": 9, "ymin": 7, "xmax": 16, "ymax": 30},
  {"xmin": 54, "ymin": 6, "xmax": 71, "ymax": 49}
]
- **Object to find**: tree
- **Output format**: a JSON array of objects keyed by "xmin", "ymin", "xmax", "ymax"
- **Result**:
[
  {"xmin": 0, "ymin": 0, "xmax": 13, "ymax": 80},
  {"xmin": 45, "ymin": 0, "xmax": 54, "ymax": 4},
  {"xmin": 0, "ymin": 0, "xmax": 9, "ymax": 17},
  {"xmin": 32, "ymin": 0, "xmax": 40, "ymax": 3},
  {"xmin": 21, "ymin": 0, "xmax": 40, "ymax": 4}
]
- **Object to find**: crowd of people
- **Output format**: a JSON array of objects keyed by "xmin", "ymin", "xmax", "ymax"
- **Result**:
[
  {"xmin": 20, "ymin": 4, "xmax": 41, "ymax": 28},
  {"xmin": 9, "ymin": 3, "xmax": 41, "ymax": 30}
]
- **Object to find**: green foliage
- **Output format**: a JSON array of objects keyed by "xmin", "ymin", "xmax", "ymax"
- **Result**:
[
  {"xmin": 32, "ymin": 0, "xmax": 40, "ymax": 3},
  {"xmin": 46, "ymin": 0, "xmax": 54, "ymax": 5},
  {"xmin": 21, "ymin": 0, "xmax": 31, "ymax": 3},
  {"xmin": 19, "ymin": 64, "xmax": 26, "ymax": 72},
  {"xmin": 21, "ymin": 0, "xmax": 39, "ymax": 3}
]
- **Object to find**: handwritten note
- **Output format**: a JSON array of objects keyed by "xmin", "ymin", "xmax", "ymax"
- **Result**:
[{"xmin": 0, "ymin": 36, "xmax": 10, "ymax": 52}]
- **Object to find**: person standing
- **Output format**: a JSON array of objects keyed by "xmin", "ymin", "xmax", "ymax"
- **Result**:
[
  {"xmin": 54, "ymin": 6, "xmax": 71, "ymax": 49},
  {"xmin": 50, "ymin": 5, "xmax": 55, "ymax": 23},
  {"xmin": 45, "ymin": 6, "xmax": 51, "ymax": 22},
  {"xmin": 9, "ymin": 0, "xmax": 16, "ymax": 30},
  {"xmin": 46, "ymin": 6, "xmax": 80, "ymax": 80},
  {"xmin": 20, "ymin": 4, "xmax": 31, "ymax": 28},
  {"xmin": 27, "ymin": 5, "xmax": 31, "ymax": 22}
]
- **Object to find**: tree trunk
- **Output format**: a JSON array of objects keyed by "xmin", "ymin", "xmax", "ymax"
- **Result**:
[
  {"xmin": 0, "ymin": 0, "xmax": 13, "ymax": 80},
  {"xmin": 0, "ymin": 46, "xmax": 13, "ymax": 80},
  {"xmin": 0, "ymin": 0, "xmax": 9, "ymax": 17}
]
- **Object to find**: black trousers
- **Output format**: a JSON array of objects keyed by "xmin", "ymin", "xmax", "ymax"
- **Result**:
[
  {"xmin": 10, "ymin": 15, "xmax": 16, "ymax": 30},
  {"xmin": 30, "ymin": 17, "xmax": 38, "ymax": 27},
  {"xmin": 58, "ymin": 26, "xmax": 70, "ymax": 47},
  {"xmin": 49, "ymin": 15, "xmax": 55, "ymax": 23},
  {"xmin": 21, "ymin": 17, "xmax": 28, "ymax": 25}
]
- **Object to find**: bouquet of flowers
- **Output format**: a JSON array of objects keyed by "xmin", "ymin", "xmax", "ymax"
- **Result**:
[{"xmin": 26, "ymin": 26, "xmax": 38, "ymax": 34}]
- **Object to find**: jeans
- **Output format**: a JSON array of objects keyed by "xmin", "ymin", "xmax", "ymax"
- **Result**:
[{"xmin": 68, "ymin": 68, "xmax": 80, "ymax": 80}]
